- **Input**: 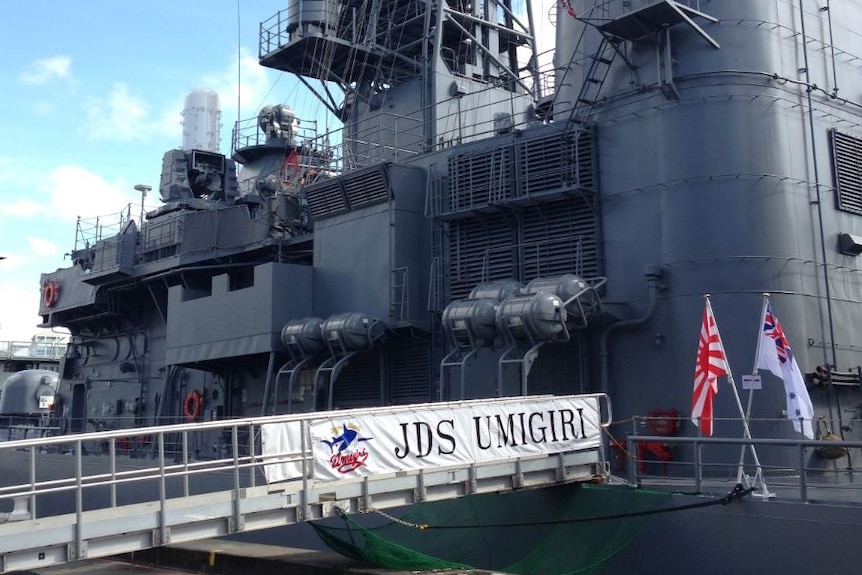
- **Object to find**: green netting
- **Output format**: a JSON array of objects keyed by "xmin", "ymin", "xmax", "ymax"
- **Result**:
[{"xmin": 310, "ymin": 483, "xmax": 677, "ymax": 575}]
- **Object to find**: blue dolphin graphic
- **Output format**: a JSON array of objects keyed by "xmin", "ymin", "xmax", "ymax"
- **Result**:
[{"xmin": 322, "ymin": 424, "xmax": 371, "ymax": 453}]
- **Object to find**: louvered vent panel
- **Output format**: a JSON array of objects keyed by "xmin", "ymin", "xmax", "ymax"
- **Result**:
[
  {"xmin": 520, "ymin": 134, "xmax": 568, "ymax": 195},
  {"xmin": 448, "ymin": 214, "xmax": 516, "ymax": 299},
  {"xmin": 448, "ymin": 146, "xmax": 514, "ymax": 211},
  {"xmin": 833, "ymin": 130, "xmax": 862, "ymax": 215},
  {"xmin": 342, "ymin": 167, "xmax": 389, "ymax": 209},
  {"xmin": 331, "ymin": 352, "xmax": 382, "ymax": 408},
  {"xmin": 304, "ymin": 180, "xmax": 348, "ymax": 219},
  {"xmin": 390, "ymin": 344, "xmax": 432, "ymax": 404},
  {"xmin": 520, "ymin": 198, "xmax": 600, "ymax": 280},
  {"xmin": 575, "ymin": 131, "xmax": 596, "ymax": 190},
  {"xmin": 527, "ymin": 342, "xmax": 584, "ymax": 395}
]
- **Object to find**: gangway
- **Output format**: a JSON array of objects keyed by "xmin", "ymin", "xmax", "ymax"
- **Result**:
[{"xmin": 0, "ymin": 394, "xmax": 610, "ymax": 573}]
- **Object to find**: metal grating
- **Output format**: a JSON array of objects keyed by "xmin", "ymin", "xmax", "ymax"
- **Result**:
[
  {"xmin": 304, "ymin": 179, "xmax": 349, "ymax": 219},
  {"xmin": 446, "ymin": 197, "xmax": 600, "ymax": 301},
  {"xmin": 448, "ymin": 146, "xmax": 515, "ymax": 211},
  {"xmin": 390, "ymin": 343, "xmax": 432, "ymax": 404},
  {"xmin": 331, "ymin": 352, "xmax": 382, "ymax": 408},
  {"xmin": 832, "ymin": 129, "xmax": 862, "ymax": 215},
  {"xmin": 520, "ymin": 198, "xmax": 600, "ymax": 279},
  {"xmin": 448, "ymin": 213, "xmax": 518, "ymax": 299},
  {"xmin": 518, "ymin": 131, "xmax": 596, "ymax": 195},
  {"xmin": 528, "ymin": 341, "xmax": 585, "ymax": 395},
  {"xmin": 342, "ymin": 166, "xmax": 390, "ymax": 209}
]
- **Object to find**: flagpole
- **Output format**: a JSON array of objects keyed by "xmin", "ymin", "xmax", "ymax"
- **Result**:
[
  {"xmin": 706, "ymin": 295, "xmax": 771, "ymax": 498},
  {"xmin": 733, "ymin": 294, "xmax": 772, "ymax": 497}
]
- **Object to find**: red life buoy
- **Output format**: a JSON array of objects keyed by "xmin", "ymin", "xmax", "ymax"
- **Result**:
[
  {"xmin": 183, "ymin": 390, "xmax": 203, "ymax": 421},
  {"xmin": 42, "ymin": 281, "xmax": 60, "ymax": 308}
]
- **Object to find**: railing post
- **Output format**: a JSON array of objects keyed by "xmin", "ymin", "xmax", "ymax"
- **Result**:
[
  {"xmin": 29, "ymin": 444, "xmax": 36, "ymax": 519},
  {"xmin": 627, "ymin": 435, "xmax": 638, "ymax": 485},
  {"xmin": 70, "ymin": 439, "xmax": 88, "ymax": 560},
  {"xmin": 694, "ymin": 438, "xmax": 703, "ymax": 493},
  {"xmin": 110, "ymin": 437, "xmax": 117, "ymax": 507},
  {"xmin": 249, "ymin": 423, "xmax": 257, "ymax": 488},
  {"xmin": 182, "ymin": 430, "xmax": 189, "ymax": 497},
  {"xmin": 300, "ymin": 419, "xmax": 310, "ymax": 521},
  {"xmin": 158, "ymin": 432, "xmax": 169, "ymax": 545},
  {"xmin": 231, "ymin": 424, "xmax": 244, "ymax": 533},
  {"xmin": 799, "ymin": 443, "xmax": 808, "ymax": 501}
]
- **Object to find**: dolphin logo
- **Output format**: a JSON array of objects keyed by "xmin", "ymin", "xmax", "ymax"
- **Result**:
[{"xmin": 322, "ymin": 423, "xmax": 371, "ymax": 453}]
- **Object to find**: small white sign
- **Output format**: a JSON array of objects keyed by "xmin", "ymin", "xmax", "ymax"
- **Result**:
[{"xmin": 742, "ymin": 375, "xmax": 762, "ymax": 390}]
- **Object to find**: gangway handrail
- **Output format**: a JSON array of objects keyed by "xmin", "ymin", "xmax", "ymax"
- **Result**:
[
  {"xmin": 1, "ymin": 394, "xmax": 609, "ymax": 451},
  {"xmin": 0, "ymin": 394, "xmax": 611, "ymax": 573}
]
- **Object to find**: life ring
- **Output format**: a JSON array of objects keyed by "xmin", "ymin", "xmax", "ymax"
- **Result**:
[
  {"xmin": 42, "ymin": 281, "xmax": 60, "ymax": 308},
  {"xmin": 183, "ymin": 390, "xmax": 203, "ymax": 421}
]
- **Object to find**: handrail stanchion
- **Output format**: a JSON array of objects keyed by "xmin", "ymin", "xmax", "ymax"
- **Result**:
[
  {"xmin": 799, "ymin": 443, "xmax": 808, "ymax": 501},
  {"xmin": 158, "ymin": 432, "xmax": 168, "ymax": 545},
  {"xmin": 232, "ymin": 424, "xmax": 243, "ymax": 532},
  {"xmin": 300, "ymin": 419, "xmax": 309, "ymax": 521},
  {"xmin": 29, "ymin": 444, "xmax": 36, "ymax": 519},
  {"xmin": 182, "ymin": 430, "xmax": 189, "ymax": 497},
  {"xmin": 694, "ymin": 438, "xmax": 703, "ymax": 493},
  {"xmin": 249, "ymin": 423, "xmax": 257, "ymax": 488},
  {"xmin": 75, "ymin": 438, "xmax": 84, "ymax": 559},
  {"xmin": 110, "ymin": 437, "xmax": 117, "ymax": 507}
]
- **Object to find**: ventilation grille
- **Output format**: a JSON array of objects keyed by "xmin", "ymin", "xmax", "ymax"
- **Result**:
[
  {"xmin": 448, "ymin": 198, "xmax": 601, "ymax": 300},
  {"xmin": 304, "ymin": 179, "xmax": 348, "ymax": 219},
  {"xmin": 447, "ymin": 146, "xmax": 515, "ymax": 211},
  {"xmin": 441, "ymin": 129, "xmax": 595, "ymax": 217},
  {"xmin": 343, "ymin": 166, "xmax": 389, "ymax": 209},
  {"xmin": 331, "ymin": 352, "xmax": 381, "ymax": 408},
  {"xmin": 448, "ymin": 213, "xmax": 517, "ymax": 299},
  {"xmin": 305, "ymin": 165, "xmax": 390, "ymax": 219},
  {"xmin": 528, "ymin": 341, "xmax": 585, "ymax": 395},
  {"xmin": 520, "ymin": 199, "xmax": 600, "ymax": 279},
  {"xmin": 390, "ymin": 343, "xmax": 432, "ymax": 404},
  {"xmin": 832, "ymin": 129, "xmax": 862, "ymax": 215},
  {"xmin": 519, "ymin": 131, "xmax": 594, "ymax": 195},
  {"xmin": 447, "ymin": 197, "xmax": 600, "ymax": 300}
]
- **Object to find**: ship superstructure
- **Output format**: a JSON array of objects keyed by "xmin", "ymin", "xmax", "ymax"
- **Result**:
[{"xmin": 8, "ymin": 2, "xmax": 862, "ymax": 571}]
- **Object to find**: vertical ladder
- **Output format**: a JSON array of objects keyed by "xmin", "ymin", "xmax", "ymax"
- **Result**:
[
  {"xmin": 568, "ymin": 34, "xmax": 620, "ymax": 125},
  {"xmin": 390, "ymin": 266, "xmax": 409, "ymax": 323}
]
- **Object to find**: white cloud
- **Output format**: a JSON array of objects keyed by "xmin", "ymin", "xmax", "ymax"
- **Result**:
[
  {"xmin": 85, "ymin": 83, "xmax": 151, "ymax": 142},
  {"xmin": 26, "ymin": 236, "xmax": 59, "ymax": 258},
  {"xmin": 0, "ymin": 282, "xmax": 48, "ymax": 341},
  {"xmin": 47, "ymin": 165, "xmax": 137, "ymax": 222},
  {"xmin": 1, "ymin": 198, "xmax": 42, "ymax": 218},
  {"xmin": 19, "ymin": 55, "xmax": 72, "ymax": 85},
  {"xmin": 200, "ymin": 48, "xmax": 273, "ymax": 118}
]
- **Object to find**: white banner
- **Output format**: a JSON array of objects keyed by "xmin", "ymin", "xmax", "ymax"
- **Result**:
[
  {"xmin": 310, "ymin": 396, "xmax": 601, "ymax": 481},
  {"xmin": 260, "ymin": 421, "xmax": 305, "ymax": 483}
]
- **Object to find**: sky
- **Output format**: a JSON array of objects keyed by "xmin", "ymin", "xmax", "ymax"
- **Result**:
[
  {"xmin": 0, "ymin": 0, "xmax": 559, "ymax": 343},
  {"xmin": 0, "ymin": 0, "xmax": 327, "ymax": 342}
]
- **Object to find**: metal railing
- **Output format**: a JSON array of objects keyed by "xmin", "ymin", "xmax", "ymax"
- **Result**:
[
  {"xmin": 624, "ymin": 433, "xmax": 862, "ymax": 503},
  {"xmin": 0, "ymin": 394, "xmax": 611, "ymax": 519},
  {"xmin": 0, "ymin": 340, "xmax": 66, "ymax": 361},
  {"xmin": 0, "ymin": 395, "xmax": 609, "ymax": 572}
]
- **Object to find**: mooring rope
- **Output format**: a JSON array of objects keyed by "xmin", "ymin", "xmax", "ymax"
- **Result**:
[{"xmin": 359, "ymin": 483, "xmax": 754, "ymax": 531}]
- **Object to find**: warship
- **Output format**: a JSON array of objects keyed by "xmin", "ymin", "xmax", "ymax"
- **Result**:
[{"xmin": 3, "ymin": 0, "xmax": 862, "ymax": 572}]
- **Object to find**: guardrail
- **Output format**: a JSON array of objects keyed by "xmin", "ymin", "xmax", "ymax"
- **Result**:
[
  {"xmin": 625, "ymin": 434, "xmax": 862, "ymax": 503},
  {"xmin": 0, "ymin": 394, "xmax": 610, "ymax": 573}
]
